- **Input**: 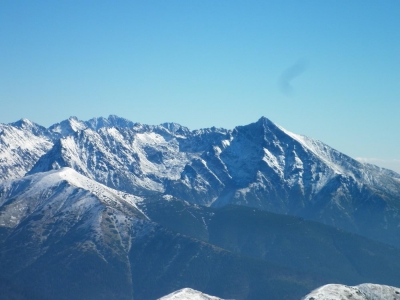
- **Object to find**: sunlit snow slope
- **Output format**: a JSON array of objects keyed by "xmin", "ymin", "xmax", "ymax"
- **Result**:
[
  {"xmin": 303, "ymin": 283, "xmax": 400, "ymax": 300},
  {"xmin": 0, "ymin": 167, "xmax": 146, "ymax": 256},
  {"xmin": 158, "ymin": 288, "xmax": 223, "ymax": 300},
  {"xmin": 0, "ymin": 119, "xmax": 53, "ymax": 181}
]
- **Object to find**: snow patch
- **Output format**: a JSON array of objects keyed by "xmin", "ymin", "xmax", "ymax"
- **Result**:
[{"xmin": 158, "ymin": 288, "xmax": 223, "ymax": 300}]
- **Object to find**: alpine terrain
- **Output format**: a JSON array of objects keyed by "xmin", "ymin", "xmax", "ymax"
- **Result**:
[
  {"xmin": 158, "ymin": 288, "xmax": 223, "ymax": 300},
  {"xmin": 1, "ymin": 115, "xmax": 400, "ymax": 300},
  {"xmin": 302, "ymin": 283, "xmax": 400, "ymax": 300},
  {"xmin": 158, "ymin": 284, "xmax": 400, "ymax": 300}
]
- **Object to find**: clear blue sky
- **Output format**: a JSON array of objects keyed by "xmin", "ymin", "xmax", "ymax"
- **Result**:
[{"xmin": 1, "ymin": 1, "xmax": 399, "ymax": 172}]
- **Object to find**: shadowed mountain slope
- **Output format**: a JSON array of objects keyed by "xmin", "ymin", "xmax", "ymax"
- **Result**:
[
  {"xmin": 0, "ymin": 169, "xmax": 323, "ymax": 300},
  {"xmin": 140, "ymin": 198, "xmax": 400, "ymax": 287}
]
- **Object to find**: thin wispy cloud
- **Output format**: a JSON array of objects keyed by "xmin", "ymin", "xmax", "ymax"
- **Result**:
[{"xmin": 278, "ymin": 59, "xmax": 308, "ymax": 96}]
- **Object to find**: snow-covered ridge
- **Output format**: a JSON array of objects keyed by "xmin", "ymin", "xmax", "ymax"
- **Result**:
[
  {"xmin": 28, "ymin": 123, "xmax": 196, "ymax": 195},
  {"xmin": 158, "ymin": 288, "xmax": 224, "ymax": 300},
  {"xmin": 302, "ymin": 283, "xmax": 400, "ymax": 300},
  {"xmin": 1, "ymin": 167, "xmax": 142, "ymax": 207},
  {"xmin": 0, "ymin": 167, "xmax": 146, "ymax": 228},
  {"xmin": 0, "ymin": 120, "xmax": 53, "ymax": 181},
  {"xmin": 277, "ymin": 123, "xmax": 348, "ymax": 175}
]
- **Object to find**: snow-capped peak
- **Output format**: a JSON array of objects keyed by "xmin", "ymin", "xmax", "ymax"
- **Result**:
[
  {"xmin": 302, "ymin": 283, "xmax": 400, "ymax": 300},
  {"xmin": 158, "ymin": 288, "xmax": 223, "ymax": 300},
  {"xmin": 48, "ymin": 116, "xmax": 87, "ymax": 136},
  {"xmin": 0, "ymin": 120, "xmax": 53, "ymax": 181},
  {"xmin": 85, "ymin": 115, "xmax": 138, "ymax": 131},
  {"xmin": 160, "ymin": 122, "xmax": 190, "ymax": 135},
  {"xmin": 10, "ymin": 118, "xmax": 34, "ymax": 128},
  {"xmin": 0, "ymin": 167, "xmax": 146, "ymax": 228}
]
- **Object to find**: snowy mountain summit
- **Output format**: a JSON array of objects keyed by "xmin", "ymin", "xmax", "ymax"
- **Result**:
[
  {"xmin": 158, "ymin": 288, "xmax": 224, "ymax": 300},
  {"xmin": 303, "ymin": 283, "xmax": 400, "ymax": 300}
]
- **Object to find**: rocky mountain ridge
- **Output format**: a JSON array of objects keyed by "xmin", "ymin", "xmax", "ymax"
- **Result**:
[
  {"xmin": 1, "ymin": 115, "xmax": 400, "ymax": 300},
  {"xmin": 1, "ymin": 115, "xmax": 399, "ymax": 246}
]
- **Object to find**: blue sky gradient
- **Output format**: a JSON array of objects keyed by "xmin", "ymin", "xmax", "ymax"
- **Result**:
[{"xmin": 1, "ymin": 1, "xmax": 399, "ymax": 172}]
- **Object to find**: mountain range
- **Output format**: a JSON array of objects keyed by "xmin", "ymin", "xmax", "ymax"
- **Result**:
[{"xmin": 1, "ymin": 115, "xmax": 400, "ymax": 299}]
